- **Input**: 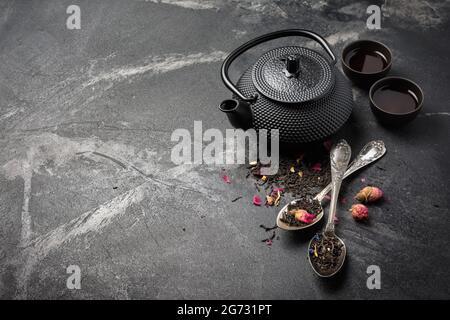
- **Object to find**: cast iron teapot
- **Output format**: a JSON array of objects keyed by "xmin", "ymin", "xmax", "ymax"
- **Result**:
[{"xmin": 219, "ymin": 29, "xmax": 353, "ymax": 144}]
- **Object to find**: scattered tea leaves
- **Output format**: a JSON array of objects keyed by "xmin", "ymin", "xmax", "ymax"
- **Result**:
[{"xmin": 231, "ymin": 196, "xmax": 242, "ymax": 202}]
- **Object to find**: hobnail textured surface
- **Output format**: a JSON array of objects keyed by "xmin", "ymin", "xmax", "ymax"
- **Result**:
[
  {"xmin": 234, "ymin": 66, "xmax": 353, "ymax": 144},
  {"xmin": 252, "ymin": 46, "xmax": 334, "ymax": 103}
]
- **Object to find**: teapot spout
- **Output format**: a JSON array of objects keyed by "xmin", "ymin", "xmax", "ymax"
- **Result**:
[{"xmin": 219, "ymin": 99, "xmax": 253, "ymax": 130}]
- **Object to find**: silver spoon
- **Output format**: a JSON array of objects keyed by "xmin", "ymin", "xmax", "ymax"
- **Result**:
[
  {"xmin": 308, "ymin": 139, "xmax": 351, "ymax": 277},
  {"xmin": 276, "ymin": 140, "xmax": 386, "ymax": 231}
]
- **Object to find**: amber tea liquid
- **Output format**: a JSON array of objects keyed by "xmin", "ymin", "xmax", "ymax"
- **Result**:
[
  {"xmin": 345, "ymin": 48, "xmax": 388, "ymax": 73},
  {"xmin": 372, "ymin": 84, "xmax": 419, "ymax": 114}
]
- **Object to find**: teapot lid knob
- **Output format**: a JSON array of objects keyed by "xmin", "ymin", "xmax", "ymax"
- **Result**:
[{"xmin": 285, "ymin": 55, "xmax": 300, "ymax": 77}]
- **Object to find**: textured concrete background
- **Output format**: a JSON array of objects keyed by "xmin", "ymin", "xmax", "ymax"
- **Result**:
[{"xmin": 0, "ymin": 0, "xmax": 449, "ymax": 299}]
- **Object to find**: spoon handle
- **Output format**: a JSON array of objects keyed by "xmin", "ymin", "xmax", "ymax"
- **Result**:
[
  {"xmin": 325, "ymin": 140, "xmax": 352, "ymax": 235},
  {"xmin": 315, "ymin": 140, "xmax": 386, "ymax": 202}
]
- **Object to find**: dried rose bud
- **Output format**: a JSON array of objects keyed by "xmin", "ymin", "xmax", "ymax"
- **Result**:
[
  {"xmin": 293, "ymin": 209, "xmax": 307, "ymax": 220},
  {"xmin": 349, "ymin": 204, "xmax": 369, "ymax": 220},
  {"xmin": 301, "ymin": 213, "xmax": 316, "ymax": 224},
  {"xmin": 355, "ymin": 186, "xmax": 383, "ymax": 203}
]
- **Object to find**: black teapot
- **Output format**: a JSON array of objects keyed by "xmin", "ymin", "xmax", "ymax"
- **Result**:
[{"xmin": 219, "ymin": 29, "xmax": 353, "ymax": 144}]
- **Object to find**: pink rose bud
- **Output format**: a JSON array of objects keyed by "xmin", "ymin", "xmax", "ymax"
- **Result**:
[
  {"xmin": 294, "ymin": 210, "xmax": 315, "ymax": 224},
  {"xmin": 355, "ymin": 186, "xmax": 383, "ymax": 203},
  {"xmin": 349, "ymin": 204, "xmax": 369, "ymax": 221}
]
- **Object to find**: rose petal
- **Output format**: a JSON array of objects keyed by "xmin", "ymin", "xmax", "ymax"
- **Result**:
[
  {"xmin": 311, "ymin": 163, "xmax": 322, "ymax": 172},
  {"xmin": 222, "ymin": 175, "xmax": 231, "ymax": 184},
  {"xmin": 299, "ymin": 213, "xmax": 316, "ymax": 224},
  {"xmin": 265, "ymin": 195, "xmax": 274, "ymax": 206},
  {"xmin": 253, "ymin": 195, "xmax": 262, "ymax": 206}
]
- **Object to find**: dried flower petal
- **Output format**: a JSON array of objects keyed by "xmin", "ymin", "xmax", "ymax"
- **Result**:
[
  {"xmin": 265, "ymin": 239, "xmax": 273, "ymax": 246},
  {"xmin": 274, "ymin": 191, "xmax": 282, "ymax": 206},
  {"xmin": 349, "ymin": 204, "xmax": 369, "ymax": 220},
  {"xmin": 311, "ymin": 163, "xmax": 322, "ymax": 172},
  {"xmin": 222, "ymin": 175, "xmax": 231, "ymax": 184},
  {"xmin": 272, "ymin": 187, "xmax": 284, "ymax": 194},
  {"xmin": 266, "ymin": 195, "xmax": 275, "ymax": 206},
  {"xmin": 249, "ymin": 160, "xmax": 258, "ymax": 167},
  {"xmin": 261, "ymin": 175, "xmax": 267, "ymax": 182},
  {"xmin": 253, "ymin": 195, "xmax": 262, "ymax": 206},
  {"xmin": 290, "ymin": 166, "xmax": 295, "ymax": 173},
  {"xmin": 298, "ymin": 171, "xmax": 303, "ymax": 177}
]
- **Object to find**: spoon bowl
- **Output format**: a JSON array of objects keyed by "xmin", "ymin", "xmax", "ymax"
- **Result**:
[{"xmin": 308, "ymin": 233, "xmax": 347, "ymax": 277}]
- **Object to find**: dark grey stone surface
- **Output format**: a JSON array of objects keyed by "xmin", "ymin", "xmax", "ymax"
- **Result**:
[{"xmin": 0, "ymin": 0, "xmax": 449, "ymax": 299}]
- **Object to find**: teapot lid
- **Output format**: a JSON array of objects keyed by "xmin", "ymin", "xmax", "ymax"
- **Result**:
[{"xmin": 251, "ymin": 46, "xmax": 335, "ymax": 103}]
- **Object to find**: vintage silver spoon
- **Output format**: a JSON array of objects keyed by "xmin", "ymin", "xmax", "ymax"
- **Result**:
[
  {"xmin": 308, "ymin": 139, "xmax": 351, "ymax": 277},
  {"xmin": 276, "ymin": 140, "xmax": 386, "ymax": 231}
]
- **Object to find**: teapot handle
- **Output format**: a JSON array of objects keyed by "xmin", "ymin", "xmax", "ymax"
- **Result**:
[{"xmin": 221, "ymin": 29, "xmax": 336, "ymax": 102}]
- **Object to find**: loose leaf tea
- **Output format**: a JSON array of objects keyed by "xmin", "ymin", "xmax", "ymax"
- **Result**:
[
  {"xmin": 248, "ymin": 146, "xmax": 331, "ymax": 199},
  {"xmin": 259, "ymin": 224, "xmax": 278, "ymax": 232},
  {"xmin": 309, "ymin": 233, "xmax": 345, "ymax": 276},
  {"xmin": 249, "ymin": 144, "xmax": 332, "ymax": 243}
]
